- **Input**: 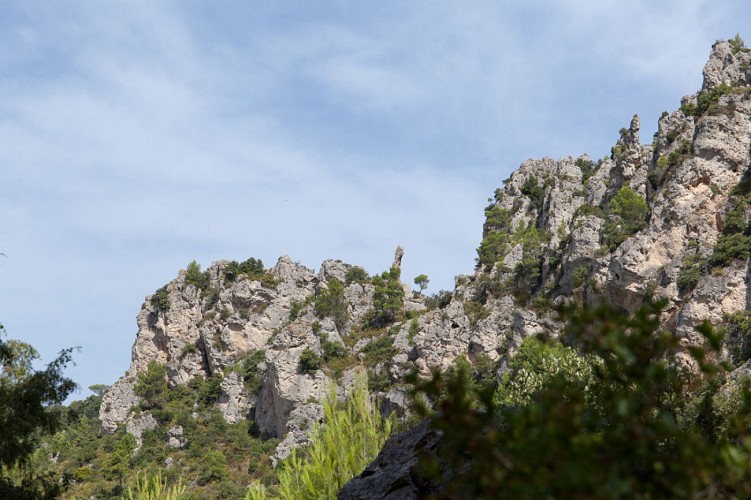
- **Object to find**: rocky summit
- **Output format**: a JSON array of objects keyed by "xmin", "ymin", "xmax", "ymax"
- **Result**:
[{"xmin": 98, "ymin": 39, "xmax": 751, "ymax": 495}]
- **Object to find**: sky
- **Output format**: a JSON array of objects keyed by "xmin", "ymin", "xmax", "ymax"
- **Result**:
[{"xmin": 1, "ymin": 1, "xmax": 750, "ymax": 401}]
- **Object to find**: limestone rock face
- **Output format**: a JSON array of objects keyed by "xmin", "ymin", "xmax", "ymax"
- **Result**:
[
  {"xmin": 125, "ymin": 412, "xmax": 158, "ymax": 452},
  {"xmin": 256, "ymin": 322, "xmax": 330, "ymax": 439},
  {"xmin": 99, "ymin": 374, "xmax": 138, "ymax": 434},
  {"xmin": 217, "ymin": 372, "xmax": 253, "ymax": 424}
]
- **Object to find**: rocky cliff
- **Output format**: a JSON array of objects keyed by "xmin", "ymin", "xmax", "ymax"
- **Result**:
[
  {"xmin": 101, "ymin": 39, "xmax": 751, "ymax": 477},
  {"xmin": 340, "ymin": 38, "xmax": 751, "ymax": 497}
]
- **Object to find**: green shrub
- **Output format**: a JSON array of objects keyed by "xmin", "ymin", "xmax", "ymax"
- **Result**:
[
  {"xmin": 669, "ymin": 140, "xmax": 693, "ymax": 167},
  {"xmin": 575, "ymin": 157, "xmax": 595, "ymax": 184},
  {"xmin": 345, "ymin": 266, "xmax": 369, "ymax": 285},
  {"xmin": 730, "ymin": 34, "xmax": 747, "ymax": 54},
  {"xmin": 135, "ymin": 361, "xmax": 168, "ymax": 412},
  {"xmin": 222, "ymin": 258, "xmax": 277, "ymax": 289},
  {"xmin": 681, "ymin": 83, "xmax": 733, "ymax": 117},
  {"xmin": 102, "ymin": 433, "xmax": 137, "ymax": 482},
  {"xmin": 572, "ymin": 266, "xmax": 590, "ymax": 289},
  {"xmin": 240, "ymin": 350, "xmax": 265, "ymax": 393},
  {"xmin": 494, "ymin": 336, "xmax": 596, "ymax": 411},
  {"xmin": 366, "ymin": 369, "xmax": 392, "ymax": 392},
  {"xmin": 431, "ymin": 355, "xmax": 500, "ymax": 410},
  {"xmin": 601, "ymin": 186, "xmax": 649, "ymax": 250},
  {"xmin": 204, "ymin": 287, "xmax": 220, "ymax": 309},
  {"xmin": 483, "ymin": 205, "xmax": 512, "ymax": 233},
  {"xmin": 476, "ymin": 230, "xmax": 510, "ymax": 270},
  {"xmin": 299, "ymin": 348, "xmax": 322, "ymax": 375},
  {"xmin": 315, "ymin": 279, "xmax": 348, "ymax": 331},
  {"xmin": 572, "ymin": 203, "xmax": 606, "ymax": 220},
  {"xmin": 196, "ymin": 374, "xmax": 223, "ymax": 407},
  {"xmin": 648, "ymin": 156, "xmax": 670, "ymax": 189},
  {"xmin": 311, "ymin": 321, "xmax": 322, "ymax": 335},
  {"xmin": 180, "ymin": 343, "xmax": 197, "ymax": 356},
  {"xmin": 259, "ymin": 273, "xmax": 278, "ymax": 289},
  {"xmin": 413, "ymin": 274, "xmax": 429, "ymax": 295},
  {"xmin": 425, "ymin": 290, "xmax": 452, "ymax": 310},
  {"xmin": 323, "ymin": 354, "xmax": 358, "ymax": 380},
  {"xmin": 609, "ymin": 185, "xmax": 649, "ymax": 230},
  {"xmin": 723, "ymin": 199, "xmax": 747, "ymax": 235},
  {"xmin": 224, "ymin": 257, "xmax": 265, "ymax": 283},
  {"xmin": 246, "ymin": 482, "xmax": 268, "ymax": 500},
  {"xmin": 33, "ymin": 361, "xmax": 281, "ymax": 499},
  {"xmin": 471, "ymin": 271, "xmax": 494, "ymax": 302},
  {"xmin": 321, "ymin": 340, "xmax": 346, "ymax": 361},
  {"xmin": 360, "ymin": 336, "xmax": 396, "ymax": 367},
  {"xmin": 212, "ymin": 479, "xmax": 246, "ymax": 499},
  {"xmin": 650, "ymin": 140, "xmax": 692, "ymax": 189},
  {"xmin": 520, "ymin": 175, "xmax": 546, "ymax": 212},
  {"xmin": 0, "ymin": 334, "xmax": 77, "ymax": 498},
  {"xmin": 368, "ymin": 267, "xmax": 404, "ymax": 328},
  {"xmin": 186, "ymin": 260, "xmax": 209, "ymax": 290},
  {"xmin": 197, "ymin": 450, "xmax": 228, "ymax": 485},
  {"xmin": 151, "ymin": 286, "xmax": 171, "ymax": 311},
  {"xmin": 700, "ymin": 179, "xmax": 751, "ymax": 269},
  {"xmin": 677, "ymin": 257, "xmax": 705, "ymax": 294},
  {"xmin": 610, "ymin": 143, "xmax": 627, "ymax": 161},
  {"xmin": 709, "ymin": 233, "xmax": 751, "ymax": 267},
  {"xmin": 126, "ymin": 471, "xmax": 186, "ymax": 500},
  {"xmin": 510, "ymin": 225, "xmax": 546, "ymax": 301},
  {"xmin": 469, "ymin": 353, "xmax": 499, "ymax": 393},
  {"xmin": 408, "ymin": 318, "xmax": 419, "ymax": 343},
  {"xmin": 289, "ymin": 300, "xmax": 306, "ymax": 321},
  {"xmin": 476, "ymin": 207, "xmax": 513, "ymax": 268}
]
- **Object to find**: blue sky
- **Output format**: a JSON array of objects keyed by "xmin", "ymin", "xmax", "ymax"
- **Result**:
[{"xmin": 1, "ymin": 1, "xmax": 749, "ymax": 400}]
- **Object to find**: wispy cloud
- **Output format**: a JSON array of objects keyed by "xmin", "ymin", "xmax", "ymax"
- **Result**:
[{"xmin": 1, "ymin": 0, "xmax": 749, "ymax": 396}]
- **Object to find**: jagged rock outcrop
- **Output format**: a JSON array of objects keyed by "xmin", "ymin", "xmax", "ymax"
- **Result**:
[
  {"xmin": 99, "ymin": 254, "xmax": 403, "ymax": 460},
  {"xmin": 216, "ymin": 372, "xmax": 252, "ymax": 424}
]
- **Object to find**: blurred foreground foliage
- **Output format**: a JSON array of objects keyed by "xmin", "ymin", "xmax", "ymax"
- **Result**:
[
  {"xmin": 409, "ymin": 299, "xmax": 751, "ymax": 498},
  {"xmin": 0, "ymin": 324, "xmax": 77, "ymax": 499}
]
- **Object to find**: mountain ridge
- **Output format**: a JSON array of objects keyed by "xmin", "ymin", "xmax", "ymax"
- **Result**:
[{"xmin": 96, "ymin": 38, "xmax": 751, "ymax": 495}]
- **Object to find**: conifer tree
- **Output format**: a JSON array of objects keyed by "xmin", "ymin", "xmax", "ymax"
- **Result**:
[
  {"xmin": 0, "ymin": 324, "xmax": 77, "ymax": 498},
  {"xmin": 248, "ymin": 373, "xmax": 392, "ymax": 499}
]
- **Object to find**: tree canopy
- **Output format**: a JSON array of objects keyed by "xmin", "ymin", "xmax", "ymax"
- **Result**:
[{"xmin": 0, "ymin": 324, "xmax": 77, "ymax": 498}]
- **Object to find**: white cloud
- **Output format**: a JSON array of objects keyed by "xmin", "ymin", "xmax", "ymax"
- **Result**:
[{"xmin": 1, "ymin": 0, "xmax": 750, "ymax": 397}]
